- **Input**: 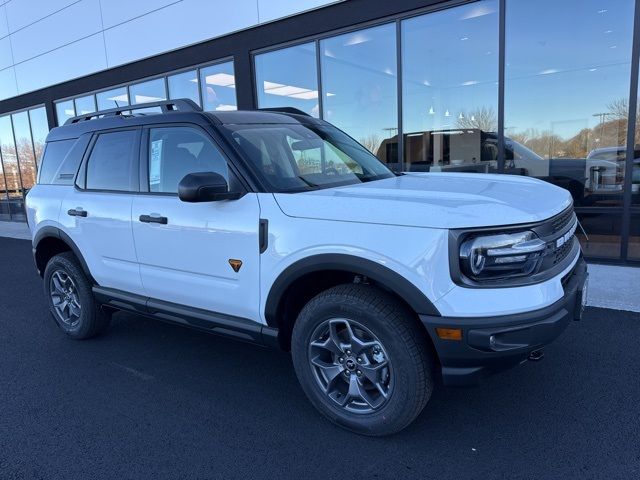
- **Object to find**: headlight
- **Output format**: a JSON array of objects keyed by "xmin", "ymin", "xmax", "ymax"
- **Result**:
[{"xmin": 459, "ymin": 230, "xmax": 546, "ymax": 282}]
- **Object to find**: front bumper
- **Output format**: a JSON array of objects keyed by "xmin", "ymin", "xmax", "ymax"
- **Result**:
[{"xmin": 420, "ymin": 257, "xmax": 588, "ymax": 387}]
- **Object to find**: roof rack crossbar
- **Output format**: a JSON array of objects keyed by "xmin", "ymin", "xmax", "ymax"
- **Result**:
[
  {"xmin": 257, "ymin": 107, "xmax": 311, "ymax": 117},
  {"xmin": 64, "ymin": 99, "xmax": 202, "ymax": 125}
]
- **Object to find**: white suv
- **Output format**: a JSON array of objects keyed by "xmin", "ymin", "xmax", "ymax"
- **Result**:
[{"xmin": 26, "ymin": 100, "xmax": 588, "ymax": 435}]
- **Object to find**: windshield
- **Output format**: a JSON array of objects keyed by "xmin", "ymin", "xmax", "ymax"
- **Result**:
[{"xmin": 222, "ymin": 122, "xmax": 395, "ymax": 192}]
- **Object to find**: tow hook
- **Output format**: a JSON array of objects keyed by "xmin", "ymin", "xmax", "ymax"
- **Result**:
[{"xmin": 528, "ymin": 350, "xmax": 544, "ymax": 362}]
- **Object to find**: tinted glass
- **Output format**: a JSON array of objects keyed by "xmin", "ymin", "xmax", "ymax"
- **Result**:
[
  {"xmin": 402, "ymin": 1, "xmax": 499, "ymax": 173},
  {"xmin": 38, "ymin": 138, "xmax": 83, "ymax": 185},
  {"xmin": 0, "ymin": 115, "xmax": 20, "ymax": 199},
  {"xmin": 629, "ymin": 214, "xmax": 640, "ymax": 259},
  {"xmin": 86, "ymin": 131, "xmax": 138, "ymax": 191},
  {"xmin": 55, "ymin": 100, "xmax": 75, "ymax": 126},
  {"xmin": 321, "ymin": 24, "xmax": 398, "ymax": 169},
  {"xmin": 0, "ymin": 132, "xmax": 7, "ymax": 219},
  {"xmin": 223, "ymin": 123, "xmax": 394, "ymax": 192},
  {"xmin": 0, "ymin": 115, "xmax": 24, "ymax": 219},
  {"xmin": 29, "ymin": 107, "xmax": 49, "ymax": 170},
  {"xmin": 149, "ymin": 127, "xmax": 228, "ymax": 193},
  {"xmin": 74, "ymin": 95, "xmax": 96, "ymax": 115},
  {"xmin": 505, "ymin": 0, "xmax": 634, "ymax": 210},
  {"xmin": 168, "ymin": 70, "xmax": 200, "ymax": 106},
  {"xmin": 199, "ymin": 61, "xmax": 237, "ymax": 111},
  {"xmin": 255, "ymin": 43, "xmax": 319, "ymax": 116},
  {"xmin": 96, "ymin": 87, "xmax": 129, "ymax": 110},
  {"xmin": 11, "ymin": 111, "xmax": 36, "ymax": 190},
  {"xmin": 130, "ymin": 78, "xmax": 166, "ymax": 105},
  {"xmin": 576, "ymin": 211, "xmax": 621, "ymax": 258}
]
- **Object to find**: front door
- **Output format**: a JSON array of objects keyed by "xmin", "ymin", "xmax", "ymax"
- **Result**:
[{"xmin": 131, "ymin": 124, "xmax": 261, "ymax": 322}]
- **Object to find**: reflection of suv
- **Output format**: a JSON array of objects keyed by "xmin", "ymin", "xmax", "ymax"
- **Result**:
[{"xmin": 27, "ymin": 100, "xmax": 588, "ymax": 436}]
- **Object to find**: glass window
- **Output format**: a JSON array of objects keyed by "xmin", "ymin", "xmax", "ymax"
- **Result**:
[
  {"xmin": 576, "ymin": 211, "xmax": 621, "ymax": 258},
  {"xmin": 0, "ymin": 115, "xmax": 24, "ymax": 219},
  {"xmin": 629, "ymin": 214, "xmax": 640, "ymax": 259},
  {"xmin": 199, "ymin": 61, "xmax": 237, "ymax": 112},
  {"xmin": 38, "ymin": 138, "xmax": 84, "ymax": 185},
  {"xmin": 29, "ymin": 107, "xmax": 49, "ymax": 171},
  {"xmin": 86, "ymin": 131, "xmax": 138, "ymax": 191},
  {"xmin": 505, "ymin": 0, "xmax": 635, "ymax": 209},
  {"xmin": 74, "ymin": 95, "xmax": 96, "ymax": 115},
  {"xmin": 96, "ymin": 87, "xmax": 129, "ymax": 110},
  {"xmin": 148, "ymin": 127, "xmax": 228, "ymax": 193},
  {"xmin": 55, "ymin": 100, "xmax": 75, "ymax": 126},
  {"xmin": 130, "ymin": 78, "xmax": 167, "ymax": 105},
  {"xmin": 255, "ymin": 43, "xmax": 318, "ymax": 116},
  {"xmin": 401, "ymin": 1, "xmax": 499, "ymax": 173},
  {"xmin": 11, "ymin": 111, "xmax": 36, "ymax": 191},
  {"xmin": 321, "ymin": 24, "xmax": 399, "ymax": 169},
  {"xmin": 222, "ymin": 122, "xmax": 394, "ymax": 192},
  {"xmin": 0, "ymin": 133, "xmax": 8, "ymax": 220},
  {"xmin": 168, "ymin": 70, "xmax": 200, "ymax": 106}
]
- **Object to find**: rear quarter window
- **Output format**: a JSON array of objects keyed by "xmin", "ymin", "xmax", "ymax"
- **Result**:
[{"xmin": 38, "ymin": 136, "xmax": 90, "ymax": 185}]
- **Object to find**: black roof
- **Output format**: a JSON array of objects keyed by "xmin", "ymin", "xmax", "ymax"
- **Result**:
[{"xmin": 47, "ymin": 106, "xmax": 322, "ymax": 142}]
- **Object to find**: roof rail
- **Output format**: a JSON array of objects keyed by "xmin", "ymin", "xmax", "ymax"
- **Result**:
[
  {"xmin": 258, "ymin": 107, "xmax": 311, "ymax": 117},
  {"xmin": 63, "ymin": 99, "xmax": 202, "ymax": 125}
]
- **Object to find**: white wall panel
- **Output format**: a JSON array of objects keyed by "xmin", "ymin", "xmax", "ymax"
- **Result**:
[
  {"xmin": 0, "ymin": 4, "xmax": 9, "ymax": 38},
  {"xmin": 11, "ymin": 0, "xmax": 102, "ymax": 63},
  {"xmin": 258, "ymin": 0, "xmax": 338, "ymax": 23},
  {"xmin": 14, "ymin": 33, "xmax": 107, "ymax": 93},
  {"xmin": 5, "ymin": 0, "xmax": 78, "ymax": 32},
  {"xmin": 99, "ymin": 0, "xmax": 178, "ymax": 28},
  {"xmin": 0, "ymin": 66, "xmax": 17, "ymax": 100},
  {"xmin": 0, "ymin": 36, "xmax": 12, "ymax": 70},
  {"xmin": 103, "ymin": 0, "xmax": 259, "ymax": 67}
]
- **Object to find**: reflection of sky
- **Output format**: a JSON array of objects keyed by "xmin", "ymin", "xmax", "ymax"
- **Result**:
[
  {"xmin": 255, "ymin": 0, "xmax": 636, "ymax": 151},
  {"xmin": 505, "ymin": 0, "xmax": 635, "ymax": 139}
]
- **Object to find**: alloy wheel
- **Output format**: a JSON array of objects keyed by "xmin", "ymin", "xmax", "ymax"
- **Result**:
[
  {"xmin": 49, "ymin": 270, "xmax": 82, "ymax": 327},
  {"xmin": 308, "ymin": 318, "xmax": 393, "ymax": 414}
]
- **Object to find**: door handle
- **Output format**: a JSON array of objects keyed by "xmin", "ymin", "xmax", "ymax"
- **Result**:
[
  {"xmin": 139, "ymin": 214, "xmax": 168, "ymax": 224},
  {"xmin": 67, "ymin": 208, "xmax": 87, "ymax": 217}
]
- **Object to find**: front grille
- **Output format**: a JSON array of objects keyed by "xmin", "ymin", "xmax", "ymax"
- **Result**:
[
  {"xmin": 552, "ymin": 237, "xmax": 574, "ymax": 265},
  {"xmin": 550, "ymin": 207, "xmax": 574, "ymax": 235}
]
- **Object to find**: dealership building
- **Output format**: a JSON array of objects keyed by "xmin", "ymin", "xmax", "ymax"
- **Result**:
[{"xmin": 0, "ymin": 0, "xmax": 639, "ymax": 264}]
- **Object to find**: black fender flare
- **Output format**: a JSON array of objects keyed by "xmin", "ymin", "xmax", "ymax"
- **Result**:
[
  {"xmin": 264, "ymin": 254, "xmax": 441, "ymax": 327},
  {"xmin": 33, "ymin": 226, "xmax": 96, "ymax": 284}
]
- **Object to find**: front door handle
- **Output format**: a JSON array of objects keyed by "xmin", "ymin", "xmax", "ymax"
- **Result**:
[
  {"xmin": 67, "ymin": 208, "xmax": 87, "ymax": 217},
  {"xmin": 139, "ymin": 214, "xmax": 168, "ymax": 224}
]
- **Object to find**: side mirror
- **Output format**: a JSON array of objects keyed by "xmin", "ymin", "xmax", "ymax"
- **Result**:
[{"xmin": 178, "ymin": 172, "xmax": 242, "ymax": 202}]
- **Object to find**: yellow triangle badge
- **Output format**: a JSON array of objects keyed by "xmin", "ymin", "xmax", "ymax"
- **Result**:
[{"xmin": 228, "ymin": 259, "xmax": 243, "ymax": 273}]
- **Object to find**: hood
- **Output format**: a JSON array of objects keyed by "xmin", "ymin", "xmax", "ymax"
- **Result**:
[{"xmin": 273, "ymin": 172, "xmax": 573, "ymax": 229}]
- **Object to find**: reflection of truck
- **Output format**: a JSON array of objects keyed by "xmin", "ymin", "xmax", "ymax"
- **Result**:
[{"xmin": 376, "ymin": 131, "xmax": 639, "ymax": 205}]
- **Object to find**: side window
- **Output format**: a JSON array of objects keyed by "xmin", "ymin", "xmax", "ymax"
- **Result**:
[
  {"xmin": 38, "ymin": 138, "xmax": 88, "ymax": 185},
  {"xmin": 148, "ymin": 126, "xmax": 229, "ymax": 193},
  {"xmin": 86, "ymin": 130, "xmax": 138, "ymax": 191}
]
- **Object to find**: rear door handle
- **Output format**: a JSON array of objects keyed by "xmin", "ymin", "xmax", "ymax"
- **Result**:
[
  {"xmin": 67, "ymin": 208, "xmax": 87, "ymax": 217},
  {"xmin": 139, "ymin": 214, "xmax": 168, "ymax": 224}
]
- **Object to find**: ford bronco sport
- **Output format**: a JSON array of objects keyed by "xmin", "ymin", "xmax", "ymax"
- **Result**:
[{"xmin": 26, "ymin": 99, "xmax": 588, "ymax": 435}]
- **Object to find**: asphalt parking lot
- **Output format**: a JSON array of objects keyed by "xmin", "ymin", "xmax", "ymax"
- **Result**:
[{"xmin": 1, "ymin": 237, "xmax": 639, "ymax": 480}]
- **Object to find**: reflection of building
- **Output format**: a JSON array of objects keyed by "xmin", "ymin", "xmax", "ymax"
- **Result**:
[{"xmin": 0, "ymin": 0, "xmax": 638, "ymax": 263}]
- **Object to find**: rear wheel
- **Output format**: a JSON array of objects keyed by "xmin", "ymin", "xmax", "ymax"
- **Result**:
[
  {"xmin": 291, "ymin": 284, "xmax": 434, "ymax": 436},
  {"xmin": 43, "ymin": 252, "xmax": 110, "ymax": 339}
]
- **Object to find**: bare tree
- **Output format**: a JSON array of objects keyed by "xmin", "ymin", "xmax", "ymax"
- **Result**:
[{"xmin": 456, "ymin": 106, "xmax": 497, "ymax": 132}]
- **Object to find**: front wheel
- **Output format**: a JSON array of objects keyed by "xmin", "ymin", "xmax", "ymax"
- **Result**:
[{"xmin": 291, "ymin": 284, "xmax": 434, "ymax": 436}]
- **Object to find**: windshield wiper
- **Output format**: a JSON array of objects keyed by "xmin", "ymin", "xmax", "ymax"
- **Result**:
[{"xmin": 296, "ymin": 176, "xmax": 317, "ymax": 188}]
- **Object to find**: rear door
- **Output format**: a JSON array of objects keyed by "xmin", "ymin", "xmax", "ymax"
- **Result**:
[
  {"xmin": 60, "ymin": 127, "xmax": 144, "ymax": 295},
  {"xmin": 131, "ymin": 123, "xmax": 261, "ymax": 322}
]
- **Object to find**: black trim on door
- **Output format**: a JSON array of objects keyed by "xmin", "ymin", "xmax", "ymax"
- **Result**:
[{"xmin": 93, "ymin": 286, "xmax": 279, "ymax": 348}]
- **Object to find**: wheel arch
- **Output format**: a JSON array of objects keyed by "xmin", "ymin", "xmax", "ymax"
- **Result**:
[
  {"xmin": 265, "ymin": 254, "xmax": 440, "ymax": 349},
  {"xmin": 33, "ymin": 226, "xmax": 96, "ymax": 284}
]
